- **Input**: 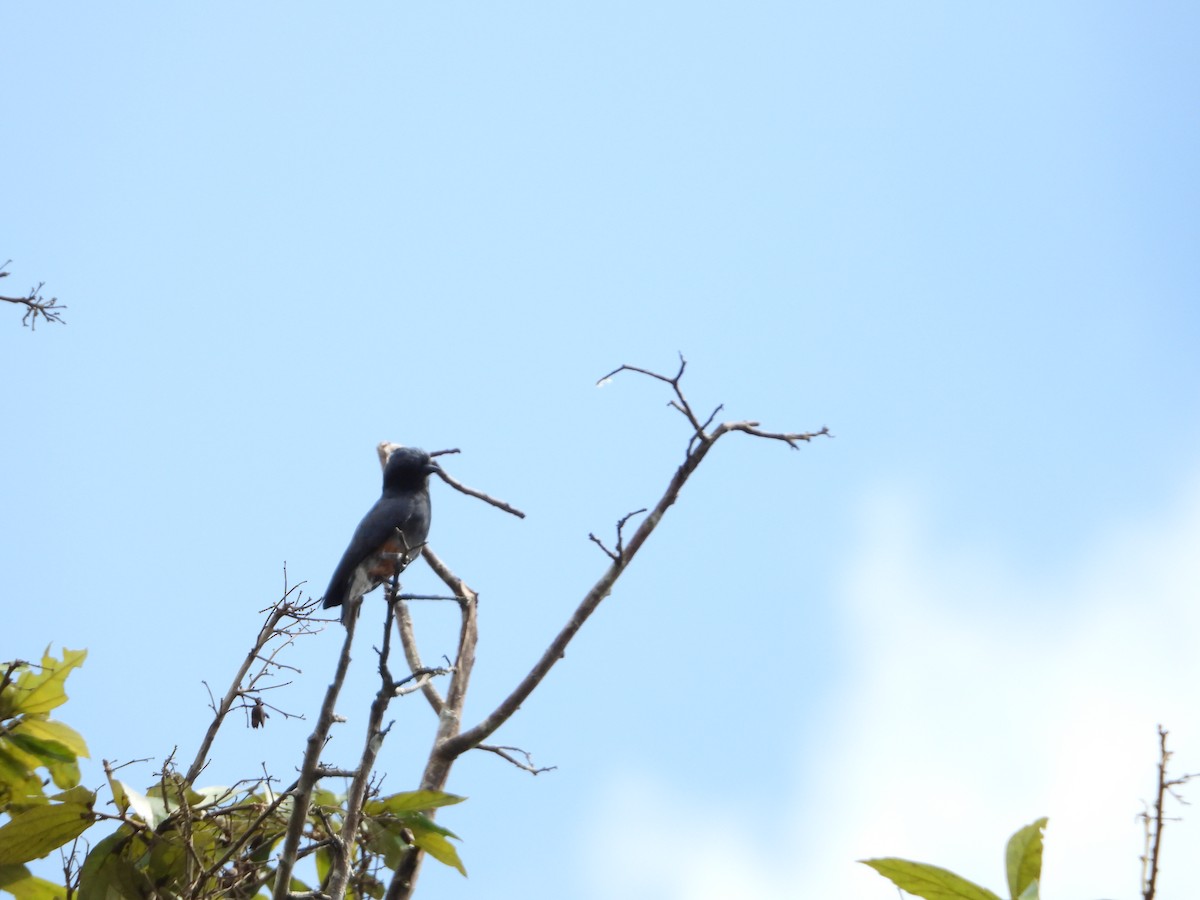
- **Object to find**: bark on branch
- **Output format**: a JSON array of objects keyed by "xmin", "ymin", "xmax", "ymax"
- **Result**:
[{"xmin": 383, "ymin": 357, "xmax": 829, "ymax": 899}]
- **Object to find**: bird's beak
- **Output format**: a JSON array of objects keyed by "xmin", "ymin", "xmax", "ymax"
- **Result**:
[{"xmin": 425, "ymin": 461, "xmax": 443, "ymax": 477}]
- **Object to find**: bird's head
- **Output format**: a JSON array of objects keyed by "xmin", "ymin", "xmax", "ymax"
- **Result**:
[{"xmin": 381, "ymin": 446, "xmax": 442, "ymax": 491}]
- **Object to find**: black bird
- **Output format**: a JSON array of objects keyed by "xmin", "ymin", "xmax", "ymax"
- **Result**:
[{"xmin": 322, "ymin": 446, "xmax": 440, "ymax": 622}]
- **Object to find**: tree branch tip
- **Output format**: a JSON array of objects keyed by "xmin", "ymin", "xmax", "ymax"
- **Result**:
[{"xmin": 587, "ymin": 533, "xmax": 619, "ymax": 563}]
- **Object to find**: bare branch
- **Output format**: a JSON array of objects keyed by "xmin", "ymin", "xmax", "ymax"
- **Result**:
[
  {"xmin": 1142, "ymin": 725, "xmax": 1195, "ymax": 900},
  {"xmin": 326, "ymin": 576, "xmax": 405, "ymax": 899},
  {"xmin": 185, "ymin": 571, "xmax": 319, "ymax": 784},
  {"xmin": 600, "ymin": 353, "xmax": 707, "ymax": 442},
  {"xmin": 1, "ymin": 262, "xmax": 66, "ymax": 329},
  {"xmin": 377, "ymin": 441, "xmax": 526, "ymax": 518},
  {"xmin": 434, "ymin": 467, "xmax": 527, "ymax": 518},
  {"xmin": 437, "ymin": 360, "xmax": 827, "ymax": 765},
  {"xmin": 721, "ymin": 421, "xmax": 832, "ymax": 448},
  {"xmin": 385, "ymin": 549, "xmax": 478, "ymax": 900},
  {"xmin": 272, "ymin": 597, "xmax": 360, "ymax": 898},
  {"xmin": 588, "ymin": 508, "xmax": 647, "ymax": 563},
  {"xmin": 587, "ymin": 533, "xmax": 618, "ymax": 562},
  {"xmin": 476, "ymin": 744, "xmax": 557, "ymax": 776},
  {"xmin": 394, "ymin": 600, "xmax": 447, "ymax": 714},
  {"xmin": 384, "ymin": 360, "xmax": 828, "ymax": 899}
]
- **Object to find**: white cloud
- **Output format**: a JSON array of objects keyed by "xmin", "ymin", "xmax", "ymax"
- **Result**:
[{"xmin": 584, "ymin": 472, "xmax": 1200, "ymax": 898}]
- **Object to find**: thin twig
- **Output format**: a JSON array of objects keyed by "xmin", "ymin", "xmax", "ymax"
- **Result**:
[
  {"xmin": 1, "ymin": 262, "xmax": 66, "ymax": 329},
  {"xmin": 272, "ymin": 600, "xmax": 359, "ymax": 898},
  {"xmin": 435, "ymin": 469, "xmax": 526, "ymax": 519},
  {"xmin": 588, "ymin": 508, "xmax": 647, "ymax": 563},
  {"xmin": 384, "ymin": 359, "xmax": 828, "ymax": 899},
  {"xmin": 477, "ymin": 744, "xmax": 557, "ymax": 776},
  {"xmin": 377, "ymin": 441, "xmax": 526, "ymax": 518},
  {"xmin": 1142, "ymin": 725, "xmax": 1194, "ymax": 900},
  {"xmin": 185, "ymin": 574, "xmax": 316, "ymax": 785},
  {"xmin": 394, "ymin": 599, "xmax": 446, "ymax": 715},
  {"xmin": 326, "ymin": 576, "xmax": 404, "ymax": 899}
]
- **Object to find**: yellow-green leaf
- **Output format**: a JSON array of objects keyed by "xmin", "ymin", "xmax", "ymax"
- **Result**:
[
  {"xmin": 45, "ymin": 757, "xmax": 80, "ymax": 791},
  {"xmin": 0, "ymin": 863, "xmax": 66, "ymax": 900},
  {"xmin": 860, "ymin": 858, "xmax": 1002, "ymax": 900},
  {"xmin": 5, "ymin": 733, "xmax": 78, "ymax": 790},
  {"xmin": 13, "ymin": 719, "xmax": 89, "ymax": 759},
  {"xmin": 409, "ymin": 822, "xmax": 465, "ymax": 877},
  {"xmin": 363, "ymin": 818, "xmax": 409, "ymax": 870},
  {"xmin": 1005, "ymin": 818, "xmax": 1047, "ymax": 900},
  {"xmin": 0, "ymin": 747, "xmax": 47, "ymax": 806},
  {"xmin": 0, "ymin": 801, "xmax": 95, "ymax": 865},
  {"xmin": 78, "ymin": 830, "xmax": 151, "ymax": 900},
  {"xmin": 363, "ymin": 790, "xmax": 465, "ymax": 817},
  {"xmin": 49, "ymin": 786, "xmax": 94, "ymax": 806},
  {"xmin": 13, "ymin": 650, "xmax": 86, "ymax": 716},
  {"xmin": 315, "ymin": 846, "xmax": 332, "ymax": 888}
]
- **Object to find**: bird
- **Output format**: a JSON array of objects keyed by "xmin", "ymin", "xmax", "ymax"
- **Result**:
[{"xmin": 322, "ymin": 446, "xmax": 440, "ymax": 622}]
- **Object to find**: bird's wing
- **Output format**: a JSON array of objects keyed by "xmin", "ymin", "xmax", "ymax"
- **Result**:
[{"xmin": 322, "ymin": 495, "xmax": 428, "ymax": 608}]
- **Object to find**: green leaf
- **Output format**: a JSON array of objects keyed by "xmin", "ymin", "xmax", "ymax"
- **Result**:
[
  {"xmin": 5, "ymin": 733, "xmax": 73, "ymax": 766},
  {"xmin": 0, "ymin": 737, "xmax": 45, "ymax": 774},
  {"xmin": 117, "ymin": 782, "xmax": 167, "ymax": 829},
  {"xmin": 146, "ymin": 776, "xmax": 207, "ymax": 812},
  {"xmin": 362, "ymin": 818, "xmax": 410, "ymax": 870},
  {"xmin": 1005, "ymin": 818, "xmax": 1047, "ymax": 900},
  {"xmin": 12, "ymin": 719, "xmax": 89, "ymax": 759},
  {"xmin": 189, "ymin": 784, "xmax": 231, "ymax": 809},
  {"xmin": 363, "ymin": 790, "xmax": 465, "ymax": 817},
  {"xmin": 860, "ymin": 858, "xmax": 1003, "ymax": 900},
  {"xmin": 0, "ymin": 863, "xmax": 66, "ymax": 900},
  {"xmin": 44, "ymin": 757, "xmax": 81, "ymax": 791},
  {"xmin": 407, "ymin": 812, "xmax": 458, "ymax": 840},
  {"xmin": 49, "ymin": 786, "xmax": 95, "ymax": 806},
  {"xmin": 1016, "ymin": 878, "xmax": 1040, "ymax": 900},
  {"xmin": 409, "ymin": 819, "xmax": 465, "ymax": 877},
  {"xmin": 145, "ymin": 834, "xmax": 189, "ymax": 889},
  {"xmin": 13, "ymin": 650, "xmax": 86, "ymax": 716},
  {"xmin": 0, "ymin": 747, "xmax": 47, "ymax": 807},
  {"xmin": 0, "ymin": 800, "xmax": 95, "ymax": 865},
  {"xmin": 312, "ymin": 787, "xmax": 343, "ymax": 809},
  {"xmin": 107, "ymin": 776, "xmax": 130, "ymax": 816},
  {"xmin": 5, "ymin": 732, "xmax": 79, "ymax": 790},
  {"xmin": 78, "ymin": 830, "xmax": 151, "ymax": 900},
  {"xmin": 315, "ymin": 846, "xmax": 332, "ymax": 889}
]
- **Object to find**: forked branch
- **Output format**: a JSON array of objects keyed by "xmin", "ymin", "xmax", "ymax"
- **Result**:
[
  {"xmin": 186, "ymin": 570, "xmax": 318, "ymax": 785},
  {"xmin": 1, "ymin": 261, "xmax": 66, "ymax": 329},
  {"xmin": 384, "ymin": 358, "xmax": 829, "ymax": 900}
]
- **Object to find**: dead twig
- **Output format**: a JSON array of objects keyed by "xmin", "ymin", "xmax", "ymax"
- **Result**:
[
  {"xmin": 1141, "ymin": 725, "xmax": 1195, "ymax": 900},
  {"xmin": 1, "ymin": 261, "xmax": 66, "ymax": 329},
  {"xmin": 185, "ymin": 567, "xmax": 319, "ymax": 784},
  {"xmin": 588, "ymin": 508, "xmax": 647, "ymax": 563},
  {"xmin": 271, "ymin": 594, "xmax": 359, "ymax": 898},
  {"xmin": 477, "ymin": 744, "xmax": 557, "ymax": 776},
  {"xmin": 377, "ymin": 441, "xmax": 526, "ymax": 519},
  {"xmin": 384, "ymin": 357, "xmax": 829, "ymax": 900}
]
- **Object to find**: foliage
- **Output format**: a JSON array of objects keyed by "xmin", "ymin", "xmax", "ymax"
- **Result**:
[
  {"xmin": 0, "ymin": 649, "xmax": 94, "ymax": 897},
  {"xmin": 0, "ymin": 648, "xmax": 466, "ymax": 898},
  {"xmin": 861, "ymin": 818, "xmax": 1047, "ymax": 900}
]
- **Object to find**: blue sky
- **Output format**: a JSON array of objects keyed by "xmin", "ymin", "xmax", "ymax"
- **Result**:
[{"xmin": 4, "ymin": 3, "xmax": 1199, "ymax": 897}]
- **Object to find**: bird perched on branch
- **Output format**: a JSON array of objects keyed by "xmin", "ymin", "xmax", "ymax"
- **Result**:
[{"xmin": 322, "ymin": 446, "xmax": 440, "ymax": 623}]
